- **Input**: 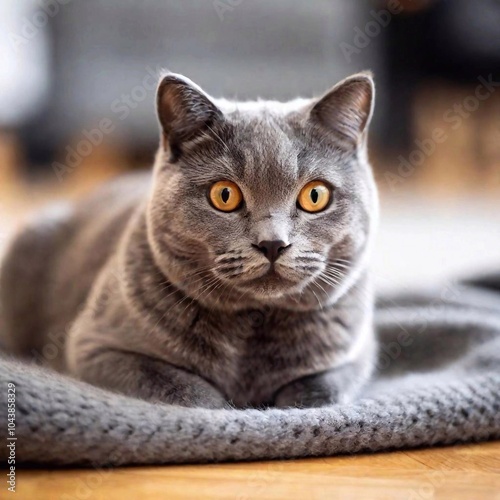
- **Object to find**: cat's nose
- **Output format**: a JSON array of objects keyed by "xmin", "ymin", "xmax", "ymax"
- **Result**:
[{"xmin": 253, "ymin": 240, "xmax": 290, "ymax": 263}]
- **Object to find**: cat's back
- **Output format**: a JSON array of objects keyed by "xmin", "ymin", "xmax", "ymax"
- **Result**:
[{"xmin": 0, "ymin": 172, "xmax": 151, "ymax": 360}]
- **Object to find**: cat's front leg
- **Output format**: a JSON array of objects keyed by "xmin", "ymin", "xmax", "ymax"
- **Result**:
[
  {"xmin": 69, "ymin": 346, "xmax": 228, "ymax": 409},
  {"xmin": 273, "ymin": 361, "xmax": 368, "ymax": 408}
]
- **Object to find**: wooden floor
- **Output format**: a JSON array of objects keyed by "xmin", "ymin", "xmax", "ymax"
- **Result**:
[{"xmin": 11, "ymin": 442, "xmax": 499, "ymax": 499}]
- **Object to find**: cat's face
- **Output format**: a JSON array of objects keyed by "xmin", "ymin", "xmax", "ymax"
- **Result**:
[{"xmin": 147, "ymin": 73, "xmax": 378, "ymax": 309}]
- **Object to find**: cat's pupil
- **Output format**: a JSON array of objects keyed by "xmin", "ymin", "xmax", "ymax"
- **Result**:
[
  {"xmin": 221, "ymin": 188, "xmax": 230, "ymax": 203},
  {"xmin": 311, "ymin": 188, "xmax": 319, "ymax": 204}
]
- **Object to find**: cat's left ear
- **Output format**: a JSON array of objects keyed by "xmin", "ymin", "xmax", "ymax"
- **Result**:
[
  {"xmin": 308, "ymin": 72, "xmax": 375, "ymax": 150},
  {"xmin": 156, "ymin": 72, "xmax": 223, "ymax": 157}
]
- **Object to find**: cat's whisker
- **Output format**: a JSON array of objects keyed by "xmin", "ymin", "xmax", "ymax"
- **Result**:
[
  {"xmin": 197, "ymin": 280, "xmax": 223, "ymax": 307},
  {"xmin": 317, "ymin": 275, "xmax": 341, "ymax": 288},
  {"xmin": 317, "ymin": 278, "xmax": 373, "ymax": 311},
  {"xmin": 335, "ymin": 258, "xmax": 352, "ymax": 264},
  {"xmin": 312, "ymin": 279, "xmax": 327, "ymax": 295},
  {"xmin": 310, "ymin": 280, "xmax": 329, "ymax": 306},
  {"xmin": 150, "ymin": 268, "xmax": 216, "ymax": 308},
  {"xmin": 310, "ymin": 287, "xmax": 323, "ymax": 310},
  {"xmin": 330, "ymin": 262, "xmax": 351, "ymax": 271},
  {"xmin": 326, "ymin": 273, "xmax": 374, "ymax": 310},
  {"xmin": 326, "ymin": 265, "xmax": 348, "ymax": 275},
  {"xmin": 322, "ymin": 275, "xmax": 371, "ymax": 307},
  {"xmin": 323, "ymin": 270, "xmax": 346, "ymax": 282},
  {"xmin": 170, "ymin": 274, "xmax": 221, "ymax": 313},
  {"xmin": 188, "ymin": 276, "xmax": 226, "ymax": 313}
]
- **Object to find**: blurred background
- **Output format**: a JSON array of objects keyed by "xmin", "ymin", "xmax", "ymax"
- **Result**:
[{"xmin": 0, "ymin": 0, "xmax": 499, "ymax": 291}]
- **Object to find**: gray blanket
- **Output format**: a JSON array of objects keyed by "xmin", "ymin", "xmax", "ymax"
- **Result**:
[{"xmin": 1, "ymin": 282, "xmax": 499, "ymax": 466}]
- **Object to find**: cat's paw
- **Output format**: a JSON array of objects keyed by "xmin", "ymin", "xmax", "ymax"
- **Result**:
[
  {"xmin": 159, "ymin": 379, "xmax": 228, "ymax": 409},
  {"xmin": 273, "ymin": 376, "xmax": 345, "ymax": 408}
]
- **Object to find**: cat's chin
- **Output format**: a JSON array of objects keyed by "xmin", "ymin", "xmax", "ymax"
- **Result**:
[{"xmin": 235, "ymin": 270, "xmax": 305, "ymax": 300}]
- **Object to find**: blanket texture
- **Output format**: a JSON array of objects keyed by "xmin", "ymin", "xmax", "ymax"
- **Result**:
[{"xmin": 1, "ymin": 282, "xmax": 499, "ymax": 466}]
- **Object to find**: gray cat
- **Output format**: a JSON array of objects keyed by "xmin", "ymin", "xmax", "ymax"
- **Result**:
[{"xmin": 0, "ymin": 71, "xmax": 378, "ymax": 409}]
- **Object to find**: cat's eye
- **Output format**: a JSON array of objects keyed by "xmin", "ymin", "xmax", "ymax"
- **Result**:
[
  {"xmin": 297, "ymin": 181, "xmax": 331, "ymax": 213},
  {"xmin": 209, "ymin": 181, "xmax": 243, "ymax": 212}
]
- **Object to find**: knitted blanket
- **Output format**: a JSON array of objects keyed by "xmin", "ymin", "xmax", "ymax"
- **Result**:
[{"xmin": 1, "ymin": 281, "xmax": 499, "ymax": 467}]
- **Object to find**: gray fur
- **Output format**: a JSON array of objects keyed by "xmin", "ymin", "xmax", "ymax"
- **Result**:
[{"xmin": 0, "ymin": 72, "xmax": 378, "ymax": 409}]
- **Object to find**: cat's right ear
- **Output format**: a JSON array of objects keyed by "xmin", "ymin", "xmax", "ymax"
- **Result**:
[
  {"xmin": 308, "ymin": 72, "xmax": 375, "ymax": 151},
  {"xmin": 156, "ymin": 73, "xmax": 223, "ymax": 158}
]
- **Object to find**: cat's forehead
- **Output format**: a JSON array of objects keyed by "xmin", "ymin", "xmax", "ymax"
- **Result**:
[{"xmin": 224, "ymin": 108, "xmax": 307, "ymax": 187}]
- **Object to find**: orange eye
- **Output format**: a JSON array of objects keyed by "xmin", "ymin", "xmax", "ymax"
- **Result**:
[
  {"xmin": 297, "ymin": 181, "xmax": 331, "ymax": 213},
  {"xmin": 209, "ymin": 181, "xmax": 243, "ymax": 212}
]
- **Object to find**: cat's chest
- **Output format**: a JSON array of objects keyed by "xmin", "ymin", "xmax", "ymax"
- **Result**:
[{"xmin": 183, "ymin": 307, "xmax": 353, "ymax": 407}]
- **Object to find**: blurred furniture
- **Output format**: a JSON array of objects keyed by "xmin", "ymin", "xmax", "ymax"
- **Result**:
[
  {"xmin": 13, "ymin": 0, "xmax": 370, "ymax": 168},
  {"xmin": 380, "ymin": 0, "xmax": 500, "ymax": 151}
]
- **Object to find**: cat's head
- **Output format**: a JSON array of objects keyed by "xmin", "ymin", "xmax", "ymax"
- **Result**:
[{"xmin": 147, "ymin": 72, "xmax": 378, "ymax": 310}]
